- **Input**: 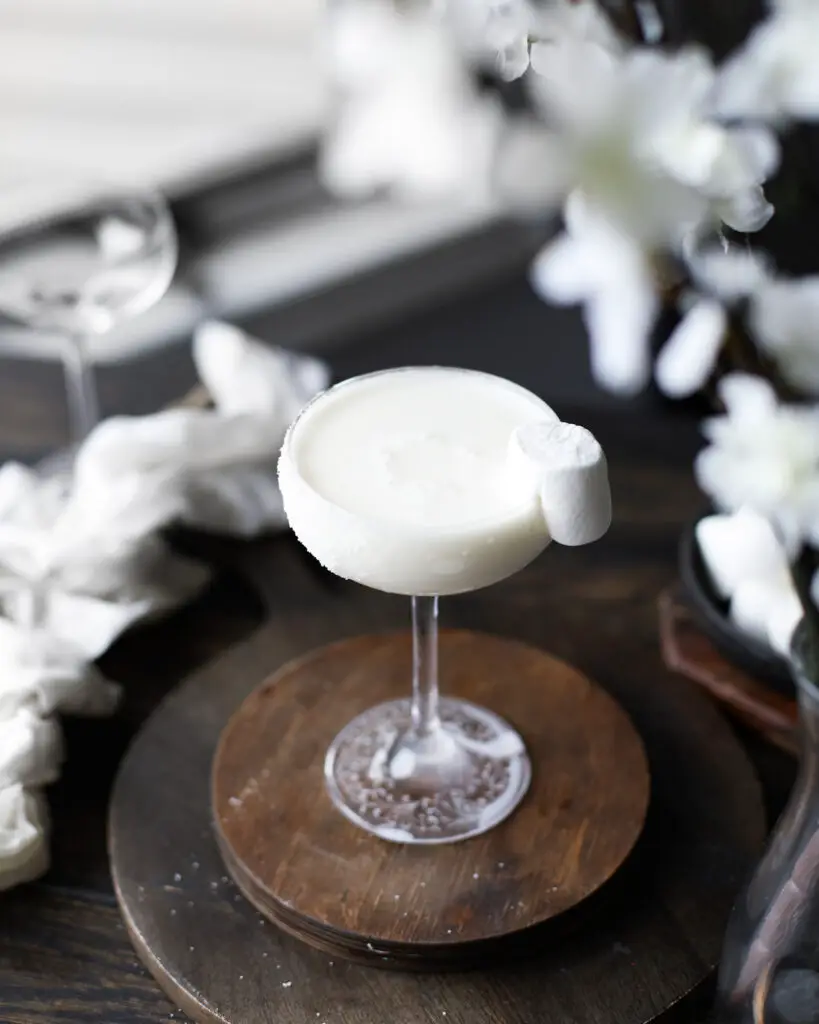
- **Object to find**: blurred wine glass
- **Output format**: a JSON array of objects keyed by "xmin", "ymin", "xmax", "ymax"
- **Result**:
[{"xmin": 0, "ymin": 180, "xmax": 178, "ymax": 453}]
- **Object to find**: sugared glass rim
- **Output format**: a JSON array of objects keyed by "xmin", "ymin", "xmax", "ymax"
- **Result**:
[{"xmin": 278, "ymin": 364, "xmax": 556, "ymax": 535}]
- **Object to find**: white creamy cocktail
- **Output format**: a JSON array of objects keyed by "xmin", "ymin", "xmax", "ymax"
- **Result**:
[{"xmin": 278, "ymin": 366, "xmax": 611, "ymax": 844}]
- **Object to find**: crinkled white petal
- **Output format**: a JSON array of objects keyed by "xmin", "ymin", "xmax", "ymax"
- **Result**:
[{"xmin": 655, "ymin": 299, "xmax": 726, "ymax": 398}]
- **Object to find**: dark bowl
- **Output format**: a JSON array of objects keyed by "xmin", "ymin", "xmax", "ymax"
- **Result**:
[{"xmin": 678, "ymin": 520, "xmax": 794, "ymax": 696}]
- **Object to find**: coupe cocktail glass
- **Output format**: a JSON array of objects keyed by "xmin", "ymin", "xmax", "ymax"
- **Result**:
[{"xmin": 278, "ymin": 366, "xmax": 559, "ymax": 844}]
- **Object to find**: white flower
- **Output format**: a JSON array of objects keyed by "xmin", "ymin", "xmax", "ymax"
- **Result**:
[
  {"xmin": 686, "ymin": 242, "xmax": 771, "ymax": 301},
  {"xmin": 320, "ymin": 0, "xmax": 503, "ymax": 200},
  {"xmin": 653, "ymin": 243, "xmax": 772, "ymax": 399},
  {"xmin": 518, "ymin": 42, "xmax": 777, "ymax": 245},
  {"xmin": 655, "ymin": 299, "xmax": 727, "ymax": 398},
  {"xmin": 439, "ymin": 0, "xmax": 621, "ymax": 81},
  {"xmin": 714, "ymin": 0, "xmax": 819, "ymax": 122},
  {"xmin": 531, "ymin": 195, "xmax": 658, "ymax": 394},
  {"xmin": 750, "ymin": 276, "xmax": 819, "ymax": 393},
  {"xmin": 695, "ymin": 374, "xmax": 819, "ymax": 554}
]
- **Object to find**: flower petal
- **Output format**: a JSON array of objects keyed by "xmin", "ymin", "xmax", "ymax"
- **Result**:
[
  {"xmin": 585, "ymin": 284, "xmax": 658, "ymax": 395},
  {"xmin": 655, "ymin": 299, "xmax": 727, "ymax": 397}
]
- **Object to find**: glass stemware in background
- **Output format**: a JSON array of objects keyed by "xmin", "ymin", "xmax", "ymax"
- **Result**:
[{"xmin": 0, "ymin": 181, "xmax": 178, "ymax": 454}]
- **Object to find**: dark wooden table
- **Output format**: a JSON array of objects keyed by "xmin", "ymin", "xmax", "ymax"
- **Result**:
[{"xmin": 0, "ymin": 274, "xmax": 797, "ymax": 1023}]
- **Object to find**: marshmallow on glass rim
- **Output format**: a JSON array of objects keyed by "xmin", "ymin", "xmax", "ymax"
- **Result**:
[{"xmin": 278, "ymin": 366, "xmax": 611, "ymax": 846}]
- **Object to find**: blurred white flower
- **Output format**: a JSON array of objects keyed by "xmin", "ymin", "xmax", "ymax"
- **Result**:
[
  {"xmin": 439, "ymin": 0, "xmax": 533, "ymax": 79},
  {"xmin": 320, "ymin": 0, "xmax": 503, "ymax": 200},
  {"xmin": 686, "ymin": 242, "xmax": 771, "ymax": 300},
  {"xmin": 654, "ymin": 243, "xmax": 772, "ymax": 398},
  {"xmin": 655, "ymin": 299, "xmax": 727, "ymax": 398},
  {"xmin": 750, "ymin": 276, "xmax": 819, "ymax": 393},
  {"xmin": 439, "ymin": 0, "xmax": 621, "ymax": 81},
  {"xmin": 517, "ymin": 42, "xmax": 777, "ymax": 244},
  {"xmin": 715, "ymin": 0, "xmax": 819, "ymax": 122},
  {"xmin": 695, "ymin": 373, "xmax": 819, "ymax": 554},
  {"xmin": 531, "ymin": 195, "xmax": 658, "ymax": 394}
]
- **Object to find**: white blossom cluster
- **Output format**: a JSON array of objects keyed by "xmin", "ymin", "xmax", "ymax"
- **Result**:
[{"xmin": 319, "ymin": 0, "xmax": 819, "ymax": 605}]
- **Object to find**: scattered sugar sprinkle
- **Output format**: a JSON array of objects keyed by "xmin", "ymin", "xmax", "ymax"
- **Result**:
[
  {"xmin": 170, "ymin": 909, "xmax": 177, "ymax": 916},
  {"xmin": 210, "ymin": 881, "xmax": 219, "ymax": 890},
  {"xmin": 228, "ymin": 796, "xmax": 242, "ymax": 807},
  {"xmin": 262, "ymin": 952, "xmax": 269, "ymax": 959},
  {"xmin": 472, "ymin": 872, "xmax": 479, "ymax": 879},
  {"xmin": 189, "ymin": 946, "xmax": 195, "ymax": 952},
  {"xmin": 239, "ymin": 974, "xmax": 244, "ymax": 980},
  {"xmin": 174, "ymin": 873, "xmax": 182, "ymax": 882},
  {"xmin": 282, "ymin": 981, "xmax": 292, "ymax": 988},
  {"xmin": 393, "ymin": 894, "xmax": 400, "ymax": 901},
  {"xmin": 192, "ymin": 861, "xmax": 200, "ymax": 870}
]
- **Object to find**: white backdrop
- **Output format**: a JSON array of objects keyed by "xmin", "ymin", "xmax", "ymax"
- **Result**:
[{"xmin": 0, "ymin": 0, "xmax": 327, "ymax": 192}]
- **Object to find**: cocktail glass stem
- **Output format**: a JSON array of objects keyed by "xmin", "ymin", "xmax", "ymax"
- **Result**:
[
  {"xmin": 61, "ymin": 331, "xmax": 100, "ymax": 444},
  {"xmin": 411, "ymin": 595, "xmax": 440, "ymax": 737},
  {"xmin": 323, "ymin": 595, "xmax": 531, "ymax": 845}
]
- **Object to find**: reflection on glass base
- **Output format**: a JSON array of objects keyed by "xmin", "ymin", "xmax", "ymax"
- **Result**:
[{"xmin": 324, "ymin": 697, "xmax": 531, "ymax": 845}]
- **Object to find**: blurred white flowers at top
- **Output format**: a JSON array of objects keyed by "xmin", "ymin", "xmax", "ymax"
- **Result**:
[
  {"xmin": 695, "ymin": 374, "xmax": 819, "ymax": 555},
  {"xmin": 531, "ymin": 194, "xmax": 658, "ymax": 393},
  {"xmin": 715, "ymin": 0, "xmax": 819, "ymax": 122},
  {"xmin": 750, "ymin": 276, "xmax": 819, "ymax": 393},
  {"xmin": 519, "ymin": 42, "xmax": 777, "ymax": 243},
  {"xmin": 320, "ymin": 0, "xmax": 503, "ymax": 200},
  {"xmin": 510, "ymin": 38, "xmax": 778, "ymax": 394},
  {"xmin": 440, "ymin": 0, "xmax": 622, "ymax": 81}
]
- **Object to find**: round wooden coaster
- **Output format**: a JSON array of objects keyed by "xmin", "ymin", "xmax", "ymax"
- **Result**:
[
  {"xmin": 211, "ymin": 630, "xmax": 650, "ymax": 967},
  {"xmin": 109, "ymin": 604, "xmax": 765, "ymax": 1024}
]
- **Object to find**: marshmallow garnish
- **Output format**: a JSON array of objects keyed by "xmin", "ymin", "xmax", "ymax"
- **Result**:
[{"xmin": 509, "ymin": 421, "xmax": 612, "ymax": 546}]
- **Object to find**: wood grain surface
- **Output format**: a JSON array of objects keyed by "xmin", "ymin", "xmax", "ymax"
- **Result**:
[
  {"xmin": 212, "ymin": 630, "xmax": 649, "ymax": 966},
  {"xmin": 109, "ymin": 560, "xmax": 766, "ymax": 1023}
]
